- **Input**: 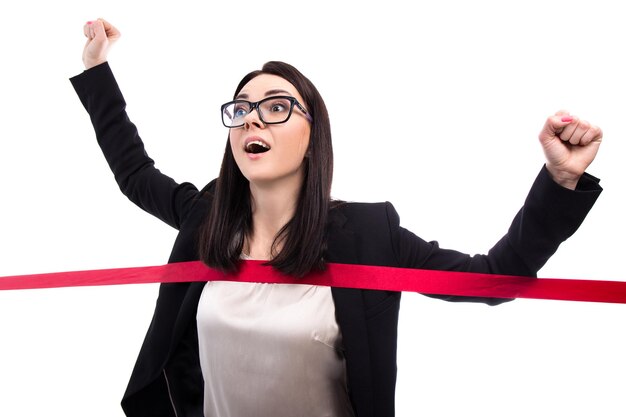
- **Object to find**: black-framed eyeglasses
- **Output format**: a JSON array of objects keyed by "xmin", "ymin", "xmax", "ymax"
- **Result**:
[{"xmin": 221, "ymin": 96, "xmax": 312, "ymax": 128}]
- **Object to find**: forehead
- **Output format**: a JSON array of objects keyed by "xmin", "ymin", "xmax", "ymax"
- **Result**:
[{"xmin": 237, "ymin": 74, "xmax": 303, "ymax": 102}]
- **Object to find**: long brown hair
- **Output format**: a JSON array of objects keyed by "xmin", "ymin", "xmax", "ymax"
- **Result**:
[{"xmin": 198, "ymin": 61, "xmax": 333, "ymax": 277}]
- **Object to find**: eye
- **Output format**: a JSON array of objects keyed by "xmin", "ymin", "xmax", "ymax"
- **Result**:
[
  {"xmin": 233, "ymin": 103, "xmax": 249, "ymax": 118},
  {"xmin": 270, "ymin": 103, "xmax": 286, "ymax": 112},
  {"xmin": 264, "ymin": 98, "xmax": 291, "ymax": 113}
]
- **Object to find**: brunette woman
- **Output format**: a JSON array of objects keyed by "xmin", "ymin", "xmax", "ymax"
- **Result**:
[{"xmin": 71, "ymin": 19, "xmax": 603, "ymax": 417}]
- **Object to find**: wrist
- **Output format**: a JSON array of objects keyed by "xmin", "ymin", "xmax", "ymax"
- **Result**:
[
  {"xmin": 84, "ymin": 58, "xmax": 107, "ymax": 70},
  {"xmin": 545, "ymin": 163, "xmax": 581, "ymax": 190}
]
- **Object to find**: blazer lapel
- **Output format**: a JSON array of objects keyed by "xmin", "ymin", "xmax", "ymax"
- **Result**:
[{"xmin": 327, "ymin": 207, "xmax": 375, "ymax": 417}]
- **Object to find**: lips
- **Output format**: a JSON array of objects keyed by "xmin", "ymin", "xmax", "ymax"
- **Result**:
[{"xmin": 244, "ymin": 137, "xmax": 271, "ymax": 154}]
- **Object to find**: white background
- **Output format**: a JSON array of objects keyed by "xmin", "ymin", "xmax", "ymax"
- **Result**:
[{"xmin": 0, "ymin": 1, "xmax": 624, "ymax": 416}]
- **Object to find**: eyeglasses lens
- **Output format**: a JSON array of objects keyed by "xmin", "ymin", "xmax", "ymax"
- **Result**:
[{"xmin": 222, "ymin": 97, "xmax": 294, "ymax": 127}]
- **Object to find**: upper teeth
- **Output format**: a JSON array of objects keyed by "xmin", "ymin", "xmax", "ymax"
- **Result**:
[{"xmin": 246, "ymin": 140, "xmax": 270, "ymax": 151}]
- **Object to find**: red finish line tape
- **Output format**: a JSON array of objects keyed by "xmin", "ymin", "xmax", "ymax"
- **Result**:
[{"xmin": 1, "ymin": 261, "xmax": 625, "ymax": 304}]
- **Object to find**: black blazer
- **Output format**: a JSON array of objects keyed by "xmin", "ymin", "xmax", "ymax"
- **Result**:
[{"xmin": 71, "ymin": 63, "xmax": 602, "ymax": 417}]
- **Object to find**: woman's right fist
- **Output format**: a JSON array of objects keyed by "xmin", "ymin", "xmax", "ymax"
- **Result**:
[{"xmin": 82, "ymin": 18, "xmax": 120, "ymax": 70}]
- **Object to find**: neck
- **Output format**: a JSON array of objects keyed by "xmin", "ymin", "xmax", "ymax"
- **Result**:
[{"xmin": 246, "ymin": 176, "xmax": 302, "ymax": 259}]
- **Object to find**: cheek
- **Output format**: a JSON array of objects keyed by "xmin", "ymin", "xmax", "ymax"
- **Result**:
[
  {"xmin": 296, "ymin": 139, "xmax": 309, "ymax": 159},
  {"xmin": 228, "ymin": 135, "xmax": 246, "ymax": 169},
  {"xmin": 229, "ymin": 133, "xmax": 242, "ymax": 156},
  {"xmin": 228, "ymin": 131, "xmax": 238, "ymax": 149},
  {"xmin": 296, "ymin": 126, "xmax": 311, "ymax": 158},
  {"xmin": 276, "ymin": 125, "xmax": 310, "ymax": 163}
]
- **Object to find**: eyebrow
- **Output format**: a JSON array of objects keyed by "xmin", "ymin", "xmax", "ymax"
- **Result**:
[{"xmin": 236, "ymin": 89, "xmax": 293, "ymax": 100}]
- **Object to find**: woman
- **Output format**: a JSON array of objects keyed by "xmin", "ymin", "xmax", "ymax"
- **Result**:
[{"xmin": 72, "ymin": 19, "xmax": 603, "ymax": 417}]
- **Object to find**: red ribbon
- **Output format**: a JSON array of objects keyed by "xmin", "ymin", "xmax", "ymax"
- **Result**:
[{"xmin": 1, "ymin": 261, "xmax": 625, "ymax": 303}]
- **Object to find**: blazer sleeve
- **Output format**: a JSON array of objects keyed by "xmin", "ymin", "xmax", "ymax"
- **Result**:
[
  {"xmin": 70, "ymin": 62, "xmax": 200, "ymax": 230},
  {"xmin": 389, "ymin": 166, "xmax": 602, "ymax": 303}
]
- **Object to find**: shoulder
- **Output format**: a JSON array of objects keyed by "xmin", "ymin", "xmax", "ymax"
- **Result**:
[
  {"xmin": 326, "ymin": 201, "xmax": 406, "ymax": 268},
  {"xmin": 198, "ymin": 179, "xmax": 217, "ymax": 199},
  {"xmin": 188, "ymin": 179, "xmax": 217, "ymax": 211},
  {"xmin": 177, "ymin": 179, "xmax": 216, "ymax": 223},
  {"xmin": 169, "ymin": 179, "xmax": 216, "ymax": 259},
  {"xmin": 327, "ymin": 201, "xmax": 403, "ymax": 253},
  {"xmin": 329, "ymin": 200, "xmax": 400, "ymax": 229}
]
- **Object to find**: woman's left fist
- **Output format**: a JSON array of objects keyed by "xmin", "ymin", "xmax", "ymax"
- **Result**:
[{"xmin": 539, "ymin": 110, "xmax": 603, "ymax": 190}]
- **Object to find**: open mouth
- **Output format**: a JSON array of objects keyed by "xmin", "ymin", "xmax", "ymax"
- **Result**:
[{"xmin": 245, "ymin": 140, "xmax": 271, "ymax": 154}]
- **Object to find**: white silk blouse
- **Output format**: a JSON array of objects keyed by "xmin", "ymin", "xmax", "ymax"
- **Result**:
[{"xmin": 196, "ymin": 278, "xmax": 355, "ymax": 417}]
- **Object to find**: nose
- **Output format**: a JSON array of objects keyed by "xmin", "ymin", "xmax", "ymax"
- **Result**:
[{"xmin": 243, "ymin": 106, "xmax": 265, "ymax": 130}]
